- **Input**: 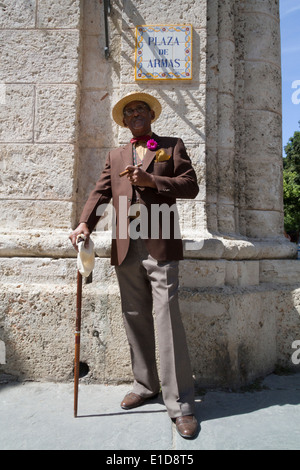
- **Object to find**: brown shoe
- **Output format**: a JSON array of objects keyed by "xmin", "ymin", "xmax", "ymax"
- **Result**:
[
  {"xmin": 121, "ymin": 392, "xmax": 147, "ymax": 410},
  {"xmin": 175, "ymin": 415, "xmax": 198, "ymax": 439}
]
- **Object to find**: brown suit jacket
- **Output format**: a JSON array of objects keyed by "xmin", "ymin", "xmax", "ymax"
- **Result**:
[{"xmin": 79, "ymin": 133, "xmax": 199, "ymax": 265}]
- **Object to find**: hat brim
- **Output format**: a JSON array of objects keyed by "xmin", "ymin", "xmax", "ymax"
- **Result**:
[{"xmin": 112, "ymin": 92, "xmax": 162, "ymax": 127}]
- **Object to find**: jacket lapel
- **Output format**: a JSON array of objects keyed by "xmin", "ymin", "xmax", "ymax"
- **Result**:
[{"xmin": 120, "ymin": 142, "xmax": 133, "ymax": 169}]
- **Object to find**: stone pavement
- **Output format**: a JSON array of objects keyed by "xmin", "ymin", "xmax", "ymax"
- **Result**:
[{"xmin": 0, "ymin": 372, "xmax": 300, "ymax": 451}]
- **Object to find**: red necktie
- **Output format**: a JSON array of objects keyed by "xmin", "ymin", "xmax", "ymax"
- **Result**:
[{"xmin": 130, "ymin": 135, "xmax": 151, "ymax": 144}]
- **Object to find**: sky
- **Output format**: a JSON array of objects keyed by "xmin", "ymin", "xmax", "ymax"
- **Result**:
[{"xmin": 280, "ymin": 0, "xmax": 300, "ymax": 154}]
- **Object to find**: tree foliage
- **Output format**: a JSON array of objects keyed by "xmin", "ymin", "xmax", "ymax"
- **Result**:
[{"xmin": 283, "ymin": 123, "xmax": 300, "ymax": 236}]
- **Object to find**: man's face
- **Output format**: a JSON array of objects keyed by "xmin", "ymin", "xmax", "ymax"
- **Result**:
[{"xmin": 122, "ymin": 100, "xmax": 155, "ymax": 136}]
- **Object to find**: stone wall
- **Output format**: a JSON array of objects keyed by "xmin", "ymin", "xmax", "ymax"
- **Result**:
[{"xmin": 0, "ymin": 0, "xmax": 299, "ymax": 388}]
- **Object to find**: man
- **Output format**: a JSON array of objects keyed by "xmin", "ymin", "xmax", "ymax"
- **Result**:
[{"xmin": 69, "ymin": 92, "xmax": 199, "ymax": 438}]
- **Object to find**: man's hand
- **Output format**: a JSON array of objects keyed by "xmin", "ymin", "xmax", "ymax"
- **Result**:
[
  {"xmin": 69, "ymin": 223, "xmax": 90, "ymax": 251},
  {"xmin": 125, "ymin": 165, "xmax": 157, "ymax": 188}
]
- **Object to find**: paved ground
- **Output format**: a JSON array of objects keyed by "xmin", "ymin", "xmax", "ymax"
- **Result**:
[{"xmin": 1, "ymin": 372, "xmax": 300, "ymax": 451}]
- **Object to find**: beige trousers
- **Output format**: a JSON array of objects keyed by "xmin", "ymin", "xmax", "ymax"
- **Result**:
[{"xmin": 115, "ymin": 238, "xmax": 195, "ymax": 418}]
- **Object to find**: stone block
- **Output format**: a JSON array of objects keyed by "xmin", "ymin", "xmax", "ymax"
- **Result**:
[
  {"xmin": 217, "ymin": 204, "xmax": 236, "ymax": 234},
  {"xmin": 186, "ymin": 142, "xmax": 206, "ymax": 169},
  {"xmin": 0, "ymin": 257, "xmax": 117, "ymax": 287},
  {"xmin": 216, "ymin": 148, "xmax": 235, "ymax": 202},
  {"xmin": 81, "ymin": 34, "xmax": 121, "ymax": 90},
  {"xmin": 206, "ymin": 36, "xmax": 219, "ymax": 89},
  {"xmin": 241, "ymin": 209, "xmax": 283, "ymax": 238},
  {"xmin": 76, "ymin": 148, "xmax": 108, "ymax": 204},
  {"xmin": 217, "ymin": 93, "xmax": 235, "ymax": 149},
  {"xmin": 244, "ymin": 12, "xmax": 280, "ymax": 64},
  {"xmin": 221, "ymin": 237, "xmax": 297, "ymax": 261},
  {"xmin": 184, "ymin": 237, "xmax": 225, "ymax": 259},
  {"xmin": 243, "ymin": 110, "xmax": 282, "ymax": 158},
  {"xmin": 180, "ymin": 287, "xmax": 278, "ymax": 388},
  {"xmin": 0, "ymin": 230, "xmax": 111, "ymax": 260},
  {"xmin": 243, "ymin": 159, "xmax": 283, "ymax": 211},
  {"xmin": 35, "ymin": 86, "xmax": 79, "ymax": 143},
  {"xmin": 79, "ymin": 89, "xmax": 119, "ymax": 148},
  {"xmin": 244, "ymin": 61, "xmax": 281, "ymax": 114},
  {"xmin": 225, "ymin": 260, "xmax": 259, "ymax": 287},
  {"xmin": 217, "ymin": 0, "xmax": 235, "ymax": 38},
  {"xmin": 1, "ymin": 201, "xmax": 73, "ymax": 231},
  {"xmin": 122, "ymin": 0, "xmax": 207, "ymax": 30},
  {"xmin": 218, "ymin": 39, "xmax": 235, "ymax": 95},
  {"xmin": 179, "ymin": 259, "xmax": 226, "ymax": 288},
  {"xmin": 0, "ymin": 0, "xmax": 35, "ymax": 28},
  {"xmin": 0, "ymin": 85, "xmax": 34, "ymax": 142},
  {"xmin": 37, "ymin": 0, "xmax": 81, "ymax": 29},
  {"xmin": 0, "ymin": 144, "xmax": 75, "ymax": 200},
  {"xmin": 260, "ymin": 260, "xmax": 300, "ymax": 285},
  {"xmin": 243, "ymin": 0, "xmax": 279, "ymax": 18},
  {"xmin": 0, "ymin": 30, "xmax": 80, "ymax": 83},
  {"xmin": 206, "ymin": 0, "xmax": 218, "ymax": 36}
]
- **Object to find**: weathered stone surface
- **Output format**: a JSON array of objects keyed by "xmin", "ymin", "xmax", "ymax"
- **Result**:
[
  {"xmin": 244, "ymin": 12, "xmax": 281, "ymax": 64},
  {"xmin": 0, "ymin": 85, "xmax": 34, "ymax": 142},
  {"xmin": 1, "ymin": 202, "xmax": 74, "ymax": 230},
  {"xmin": 35, "ymin": 86, "xmax": 79, "ymax": 143},
  {"xmin": 79, "ymin": 90, "xmax": 118, "ymax": 148},
  {"xmin": 0, "ymin": 144, "xmax": 75, "ymax": 199},
  {"xmin": 243, "ymin": 0, "xmax": 280, "ymax": 17},
  {"xmin": 0, "ymin": 30, "xmax": 80, "ymax": 83},
  {"xmin": 37, "ymin": 0, "xmax": 81, "ymax": 29},
  {"xmin": 181, "ymin": 288, "xmax": 278, "ymax": 387},
  {"xmin": 225, "ymin": 260, "xmax": 259, "ymax": 287},
  {"xmin": 0, "ymin": 0, "xmax": 35, "ymax": 28},
  {"xmin": 260, "ymin": 260, "xmax": 300, "ymax": 285},
  {"xmin": 82, "ymin": 35, "xmax": 121, "ymax": 90},
  {"xmin": 122, "ymin": 0, "xmax": 207, "ymax": 29},
  {"xmin": 244, "ymin": 61, "xmax": 281, "ymax": 113},
  {"xmin": 0, "ymin": 257, "xmax": 299, "ymax": 386},
  {"xmin": 241, "ymin": 209, "xmax": 283, "ymax": 238}
]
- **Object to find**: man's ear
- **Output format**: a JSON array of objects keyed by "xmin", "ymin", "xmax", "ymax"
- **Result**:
[
  {"xmin": 151, "ymin": 110, "xmax": 155, "ymax": 121},
  {"xmin": 123, "ymin": 117, "xmax": 128, "ymax": 127}
]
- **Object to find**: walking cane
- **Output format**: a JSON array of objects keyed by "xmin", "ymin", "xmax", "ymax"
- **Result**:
[
  {"xmin": 73, "ymin": 235, "xmax": 94, "ymax": 418},
  {"xmin": 74, "ymin": 268, "xmax": 82, "ymax": 418}
]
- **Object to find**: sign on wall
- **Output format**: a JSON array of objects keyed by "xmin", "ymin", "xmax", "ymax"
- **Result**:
[{"xmin": 135, "ymin": 25, "xmax": 192, "ymax": 81}]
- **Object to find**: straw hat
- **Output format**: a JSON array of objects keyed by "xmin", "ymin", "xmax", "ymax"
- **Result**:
[{"xmin": 112, "ymin": 91, "xmax": 162, "ymax": 127}]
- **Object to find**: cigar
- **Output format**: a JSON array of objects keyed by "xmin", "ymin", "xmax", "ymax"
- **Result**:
[{"xmin": 119, "ymin": 162, "xmax": 142, "ymax": 177}]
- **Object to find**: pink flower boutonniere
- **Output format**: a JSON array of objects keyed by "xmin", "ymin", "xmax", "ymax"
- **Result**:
[{"xmin": 147, "ymin": 138, "xmax": 158, "ymax": 150}]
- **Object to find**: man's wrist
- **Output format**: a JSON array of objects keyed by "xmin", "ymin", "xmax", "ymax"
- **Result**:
[{"xmin": 148, "ymin": 174, "xmax": 157, "ymax": 189}]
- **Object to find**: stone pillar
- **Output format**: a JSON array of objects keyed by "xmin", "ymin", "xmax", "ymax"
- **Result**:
[
  {"xmin": 205, "ymin": 0, "xmax": 291, "ymax": 253},
  {"xmin": 238, "ymin": 0, "xmax": 283, "ymax": 238}
]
